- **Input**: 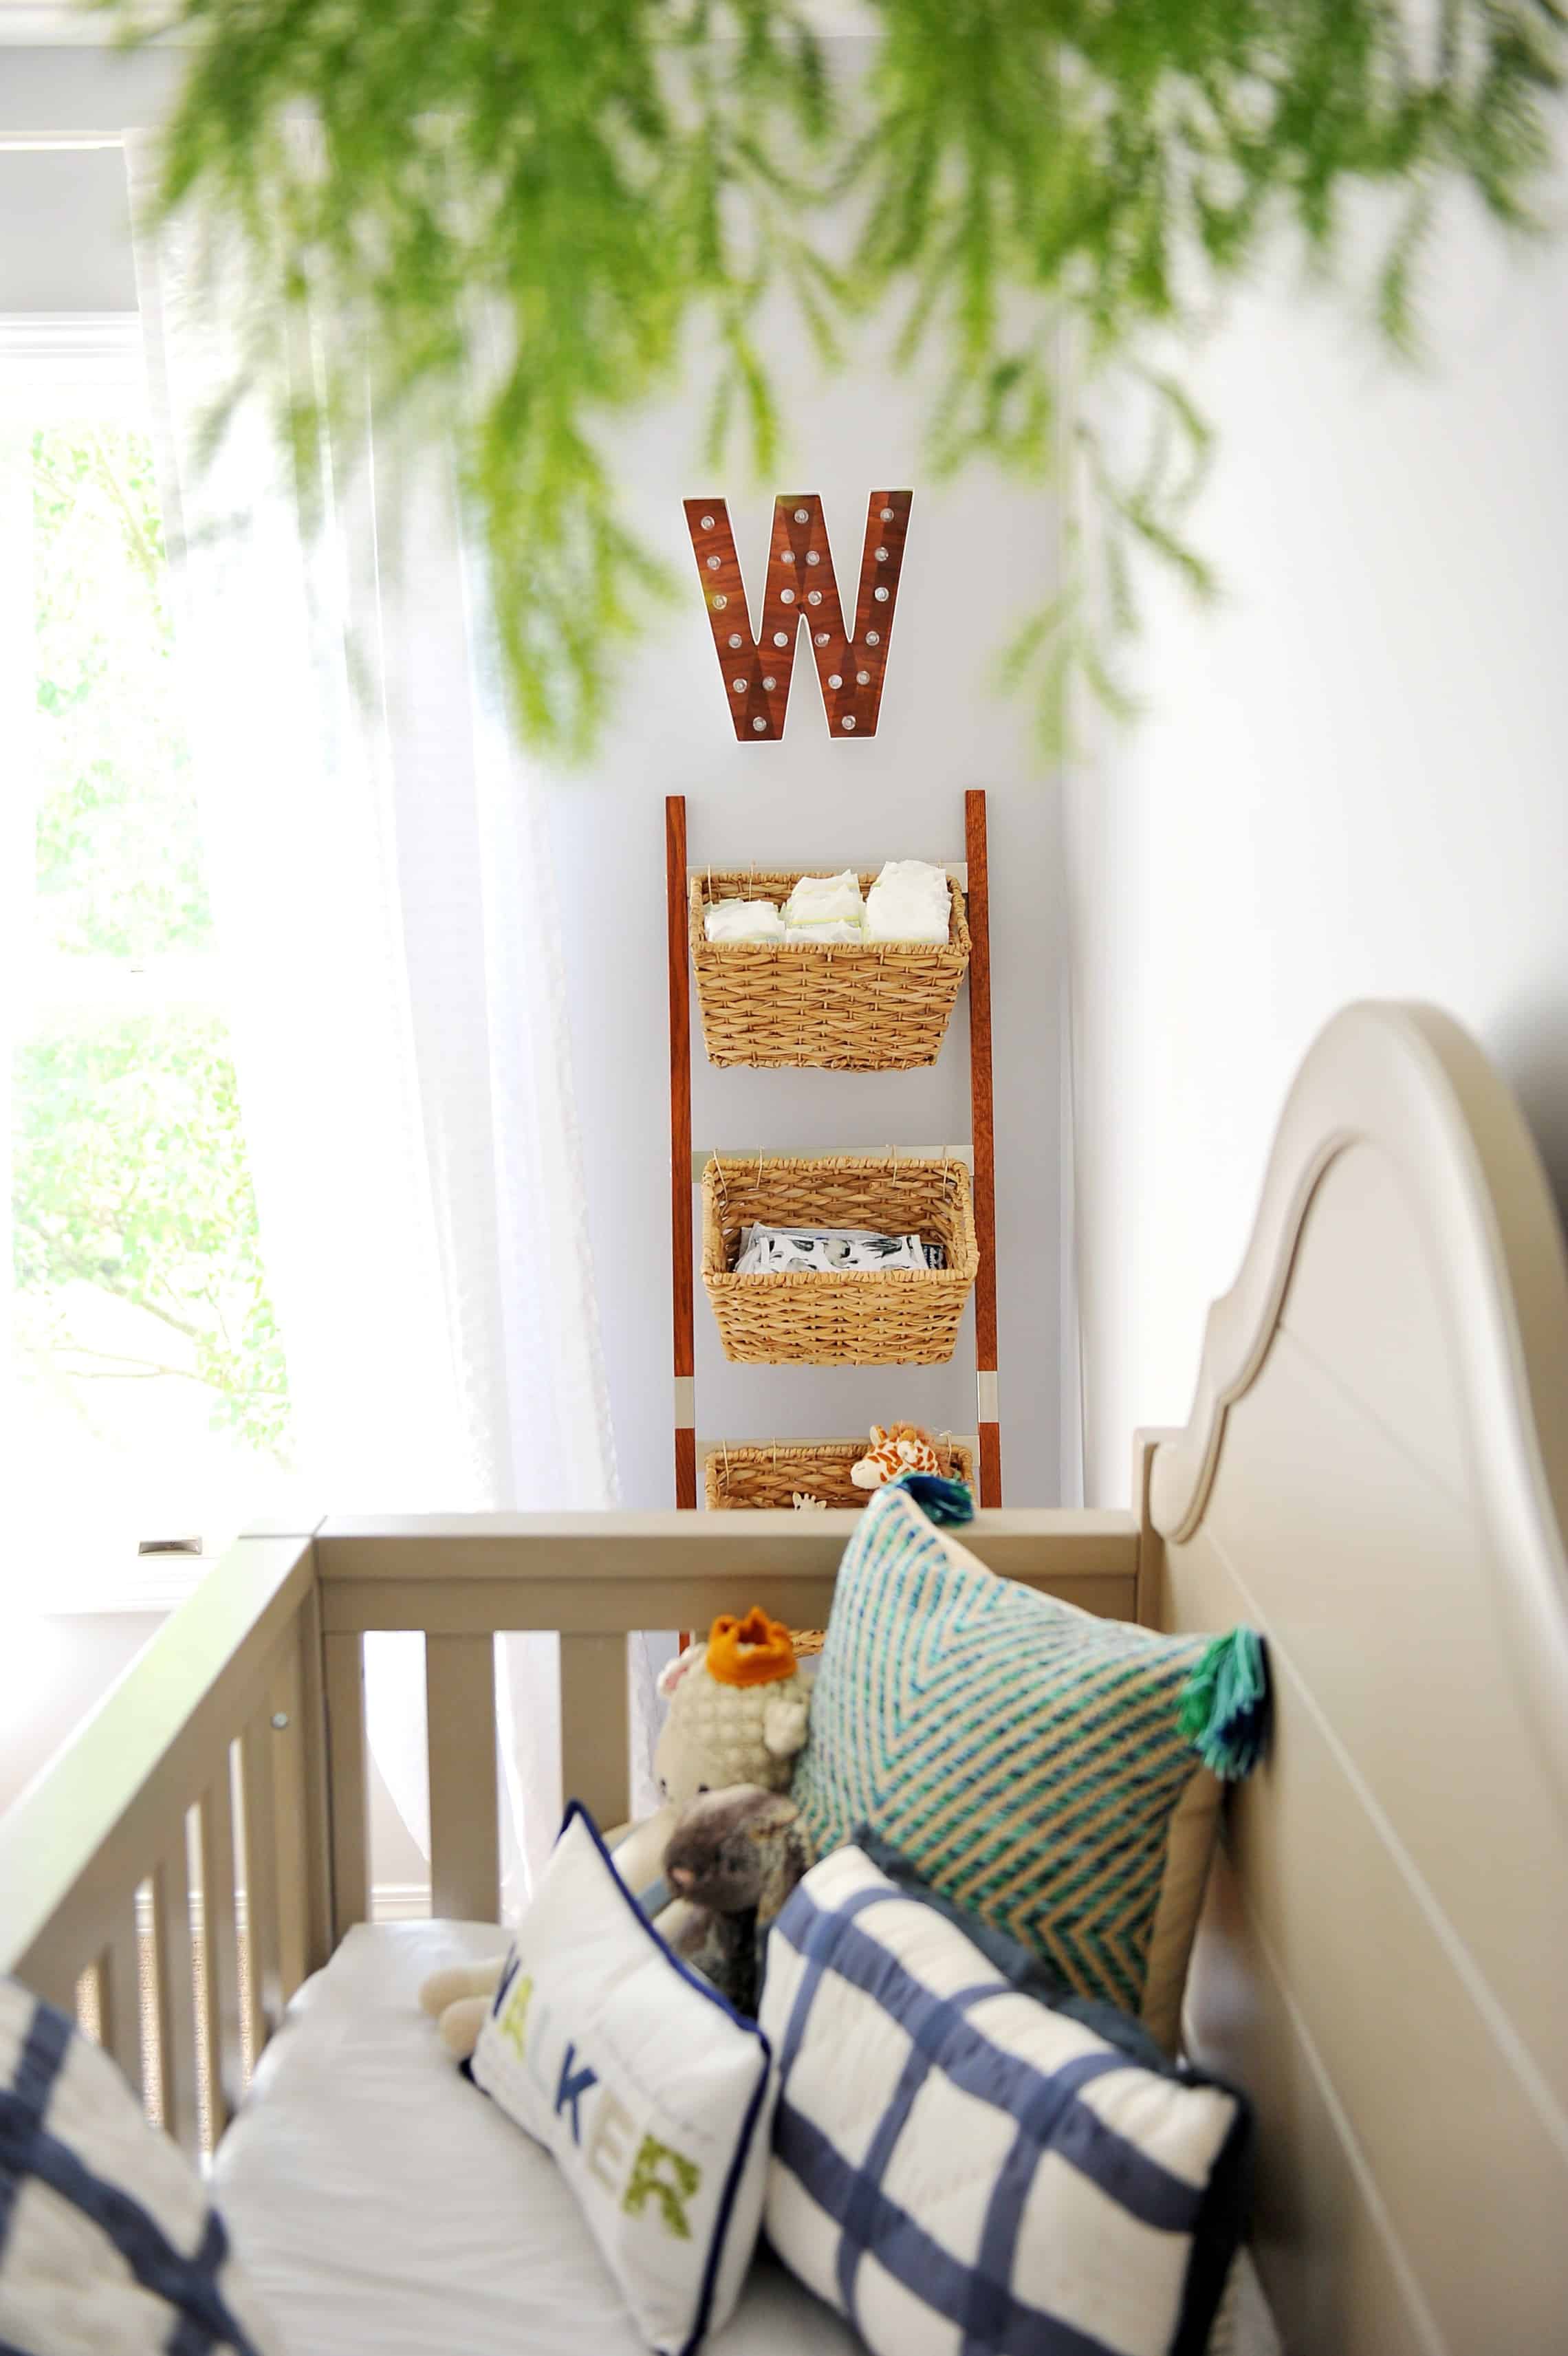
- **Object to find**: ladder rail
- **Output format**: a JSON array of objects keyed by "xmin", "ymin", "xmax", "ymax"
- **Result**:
[{"xmin": 668, "ymin": 791, "xmax": 1003, "ymax": 1516}]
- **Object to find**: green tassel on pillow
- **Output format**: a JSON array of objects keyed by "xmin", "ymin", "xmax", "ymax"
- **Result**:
[
  {"xmin": 885, "ymin": 1471, "xmax": 976, "ymax": 1527},
  {"xmin": 1179, "ymin": 1628, "xmax": 1270, "ymax": 1780}
]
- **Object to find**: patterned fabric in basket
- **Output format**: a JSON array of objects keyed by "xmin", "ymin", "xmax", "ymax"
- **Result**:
[
  {"xmin": 690, "ymin": 871, "xmax": 970, "ymax": 1071},
  {"xmin": 701, "ymin": 1156, "xmax": 978, "ymax": 1366}
]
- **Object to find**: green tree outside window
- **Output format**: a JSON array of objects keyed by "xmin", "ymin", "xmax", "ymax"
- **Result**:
[{"xmin": 11, "ymin": 426, "xmax": 292, "ymax": 1471}]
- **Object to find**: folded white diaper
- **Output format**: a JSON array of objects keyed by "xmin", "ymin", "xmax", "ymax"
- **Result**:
[
  {"xmin": 734, "ymin": 1225, "xmax": 944, "ymax": 1274},
  {"xmin": 707, "ymin": 867, "xmax": 949, "ymax": 948},
  {"xmin": 863, "ymin": 859, "xmax": 951, "ymax": 944},
  {"xmin": 705, "ymin": 898, "xmax": 786, "ymax": 944},
  {"xmin": 783, "ymin": 871, "xmax": 866, "ymax": 938}
]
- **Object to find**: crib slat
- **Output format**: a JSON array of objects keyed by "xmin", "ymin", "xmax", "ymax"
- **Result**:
[
  {"xmin": 198, "ymin": 1760, "xmax": 246, "ymax": 2133},
  {"xmin": 296, "ymin": 1584, "xmax": 334, "ymax": 1977},
  {"xmin": 323, "ymin": 1630, "xmax": 369, "ymax": 1944},
  {"xmin": 426, "ymin": 1634, "xmax": 500, "ymax": 1923},
  {"xmin": 560, "ymin": 1635, "xmax": 630, "ymax": 1833},
  {"xmin": 239, "ymin": 1709, "xmax": 283, "ymax": 2055},
  {"xmin": 269, "ymin": 1646, "xmax": 309, "ymax": 2004},
  {"xmin": 151, "ymin": 1833, "xmax": 202, "ymax": 2157},
  {"xmin": 22, "ymin": 1952, "xmax": 81, "ymax": 2022},
  {"xmin": 100, "ymin": 1915, "xmax": 143, "ymax": 2102}
]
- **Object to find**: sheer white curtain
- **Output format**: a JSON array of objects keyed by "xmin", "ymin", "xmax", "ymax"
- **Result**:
[{"xmin": 126, "ymin": 139, "xmax": 654, "ymax": 1905}]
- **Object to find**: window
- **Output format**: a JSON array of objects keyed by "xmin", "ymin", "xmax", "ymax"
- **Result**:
[{"xmin": 2, "ymin": 316, "xmax": 298, "ymax": 1589}]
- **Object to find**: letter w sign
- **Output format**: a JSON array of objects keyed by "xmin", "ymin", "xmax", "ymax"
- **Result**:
[{"xmin": 685, "ymin": 491, "xmax": 912, "ymax": 741}]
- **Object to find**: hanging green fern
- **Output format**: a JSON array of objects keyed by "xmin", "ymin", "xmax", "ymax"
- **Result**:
[{"xmin": 113, "ymin": 0, "xmax": 1564, "ymax": 754}]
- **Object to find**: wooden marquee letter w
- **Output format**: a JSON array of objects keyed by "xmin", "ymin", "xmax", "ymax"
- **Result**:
[{"xmin": 684, "ymin": 491, "xmax": 913, "ymax": 742}]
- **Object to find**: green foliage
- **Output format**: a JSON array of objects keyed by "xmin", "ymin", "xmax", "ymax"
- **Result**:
[
  {"xmin": 118, "ymin": 0, "xmax": 1565, "ymax": 751},
  {"xmin": 31, "ymin": 428, "xmax": 211, "ymax": 958},
  {"xmin": 145, "ymin": 0, "xmax": 833, "ymax": 756},
  {"xmin": 12, "ymin": 1016, "xmax": 291, "ymax": 1454},
  {"xmin": 15, "ymin": 426, "xmax": 292, "ymax": 1460}
]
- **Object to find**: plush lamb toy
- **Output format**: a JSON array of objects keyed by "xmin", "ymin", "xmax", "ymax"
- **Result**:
[
  {"xmin": 420, "ymin": 1608, "xmax": 812, "ymax": 2053},
  {"xmin": 417, "ymin": 1809, "xmax": 679, "ymax": 2058},
  {"xmin": 850, "ymin": 1422, "xmax": 942, "ymax": 1490},
  {"xmin": 653, "ymin": 1606, "xmax": 812, "ymax": 1807},
  {"xmin": 420, "ymin": 1956, "xmax": 516, "ymax": 2059}
]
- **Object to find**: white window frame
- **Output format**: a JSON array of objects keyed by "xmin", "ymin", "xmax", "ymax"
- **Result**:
[{"xmin": 0, "ymin": 311, "xmax": 146, "ymax": 415}]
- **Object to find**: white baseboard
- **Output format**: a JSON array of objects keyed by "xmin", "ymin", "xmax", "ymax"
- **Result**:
[
  {"xmin": 135, "ymin": 1881, "xmax": 433, "ymax": 1935},
  {"xmin": 370, "ymin": 1883, "xmax": 433, "ymax": 1924}
]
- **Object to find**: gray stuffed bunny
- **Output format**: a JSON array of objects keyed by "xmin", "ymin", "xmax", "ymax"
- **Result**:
[{"xmin": 662, "ymin": 1785, "xmax": 813, "ymax": 2018}]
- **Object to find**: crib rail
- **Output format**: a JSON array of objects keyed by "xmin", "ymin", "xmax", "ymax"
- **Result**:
[
  {"xmin": 314, "ymin": 1506, "xmax": 1141, "ymax": 1934},
  {"xmin": 0, "ymin": 1532, "xmax": 327, "ymax": 2154},
  {"xmin": 0, "ymin": 1506, "xmax": 1143, "ymax": 2157}
]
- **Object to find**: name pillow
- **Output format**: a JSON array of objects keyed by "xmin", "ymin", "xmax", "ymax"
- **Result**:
[
  {"xmin": 762, "ymin": 1846, "xmax": 1252, "ymax": 2356},
  {"xmin": 792, "ymin": 1483, "xmax": 1267, "ymax": 2050},
  {"xmin": 468, "ymin": 1804, "xmax": 776, "ymax": 2355}
]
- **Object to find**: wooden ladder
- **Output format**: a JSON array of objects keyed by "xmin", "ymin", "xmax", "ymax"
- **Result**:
[{"xmin": 664, "ymin": 790, "xmax": 1002, "ymax": 1514}]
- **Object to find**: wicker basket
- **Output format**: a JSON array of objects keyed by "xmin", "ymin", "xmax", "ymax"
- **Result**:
[
  {"xmin": 690, "ymin": 870, "xmax": 970, "ymax": 1071},
  {"xmin": 701, "ymin": 1153, "xmax": 979, "ymax": 1365},
  {"xmin": 705, "ymin": 1437, "xmax": 977, "ymax": 1512}
]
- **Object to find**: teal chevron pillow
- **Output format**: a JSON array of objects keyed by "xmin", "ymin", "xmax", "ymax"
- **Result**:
[{"xmin": 792, "ymin": 1484, "xmax": 1267, "ymax": 2051}]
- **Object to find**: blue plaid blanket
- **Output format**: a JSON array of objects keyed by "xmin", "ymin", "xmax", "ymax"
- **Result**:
[{"xmin": 0, "ymin": 1976, "xmax": 276, "ymax": 2354}]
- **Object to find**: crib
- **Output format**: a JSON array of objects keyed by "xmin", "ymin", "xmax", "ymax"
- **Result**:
[
  {"xmin": 0, "ymin": 1504, "xmax": 1145, "ymax": 2142},
  {"xmin": 3, "ymin": 999, "xmax": 1566, "ymax": 2355}
]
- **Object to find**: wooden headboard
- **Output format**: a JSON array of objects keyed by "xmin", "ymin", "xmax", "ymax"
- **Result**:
[{"xmin": 1142, "ymin": 1002, "xmax": 1568, "ymax": 2354}]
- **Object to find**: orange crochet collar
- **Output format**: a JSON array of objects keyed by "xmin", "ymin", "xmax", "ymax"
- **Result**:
[{"xmin": 706, "ymin": 1607, "xmax": 796, "ymax": 1687}]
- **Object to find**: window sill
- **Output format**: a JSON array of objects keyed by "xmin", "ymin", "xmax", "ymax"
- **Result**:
[{"xmin": 47, "ymin": 1548, "xmax": 221, "ymax": 1617}]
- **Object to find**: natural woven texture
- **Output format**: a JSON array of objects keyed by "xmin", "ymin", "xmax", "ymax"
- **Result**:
[
  {"xmin": 701, "ymin": 1154, "xmax": 979, "ymax": 1365},
  {"xmin": 690, "ymin": 871, "xmax": 970, "ymax": 1070},
  {"xmin": 705, "ymin": 1437, "xmax": 977, "ymax": 1512}
]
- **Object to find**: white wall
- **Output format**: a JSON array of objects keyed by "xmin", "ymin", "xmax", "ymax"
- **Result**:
[
  {"xmin": 0, "ymin": 149, "xmax": 136, "ymax": 307},
  {"xmin": 546, "ymin": 347, "xmax": 1067, "ymax": 1505},
  {"xmin": 0, "ymin": 47, "xmax": 177, "ymax": 307},
  {"xmin": 0, "ymin": 43, "xmax": 177, "ymax": 135},
  {"xmin": 0, "ymin": 1611, "xmax": 157, "ymax": 1810},
  {"xmin": 1064, "ymin": 183, "xmax": 1568, "ymax": 1504}
]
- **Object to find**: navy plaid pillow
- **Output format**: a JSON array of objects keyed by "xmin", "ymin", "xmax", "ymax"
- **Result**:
[
  {"xmin": 854, "ymin": 1831, "xmax": 1175, "ymax": 2073},
  {"xmin": 761, "ymin": 1847, "xmax": 1251, "ymax": 2356}
]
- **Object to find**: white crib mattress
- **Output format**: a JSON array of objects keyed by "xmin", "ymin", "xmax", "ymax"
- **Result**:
[
  {"xmin": 214, "ymin": 1921, "xmax": 1280, "ymax": 2356},
  {"xmin": 215, "ymin": 1921, "xmax": 860, "ymax": 2355}
]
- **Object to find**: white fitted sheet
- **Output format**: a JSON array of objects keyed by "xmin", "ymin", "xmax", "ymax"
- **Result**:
[
  {"xmin": 214, "ymin": 1921, "xmax": 858, "ymax": 2355},
  {"xmin": 214, "ymin": 1921, "xmax": 1279, "ymax": 2356}
]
